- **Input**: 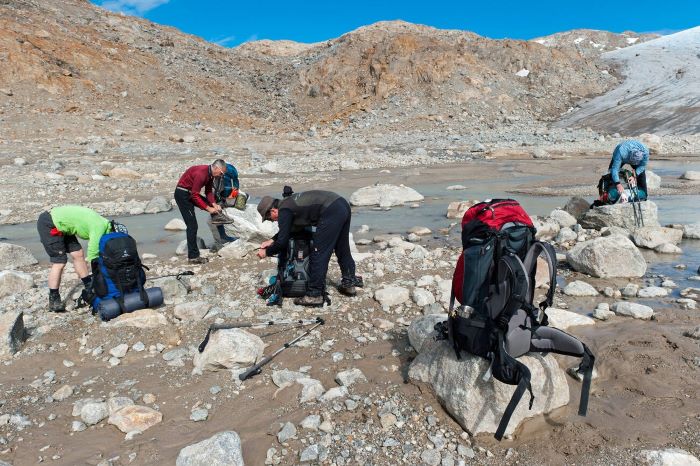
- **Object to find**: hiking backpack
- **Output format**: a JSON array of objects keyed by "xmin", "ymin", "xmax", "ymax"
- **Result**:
[
  {"xmin": 596, "ymin": 169, "xmax": 647, "ymax": 205},
  {"xmin": 258, "ymin": 231, "xmax": 314, "ymax": 305},
  {"xmin": 436, "ymin": 199, "xmax": 595, "ymax": 440},
  {"xmin": 91, "ymin": 231, "xmax": 149, "ymax": 315}
]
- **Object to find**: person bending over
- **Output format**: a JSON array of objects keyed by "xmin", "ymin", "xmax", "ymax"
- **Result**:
[{"xmin": 609, "ymin": 139, "xmax": 649, "ymax": 198}]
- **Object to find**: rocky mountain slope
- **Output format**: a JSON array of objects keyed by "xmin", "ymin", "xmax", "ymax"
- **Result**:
[
  {"xmin": 0, "ymin": 0, "xmax": 645, "ymax": 141},
  {"xmin": 532, "ymin": 29, "xmax": 658, "ymax": 57},
  {"xmin": 557, "ymin": 27, "xmax": 700, "ymax": 135}
]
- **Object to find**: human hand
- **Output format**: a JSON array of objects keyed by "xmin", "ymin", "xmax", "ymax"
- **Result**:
[
  {"xmin": 212, "ymin": 203, "xmax": 222, "ymax": 213},
  {"xmin": 616, "ymin": 183, "xmax": 624, "ymax": 195},
  {"xmin": 628, "ymin": 176, "xmax": 637, "ymax": 188},
  {"xmin": 260, "ymin": 239, "xmax": 273, "ymax": 248},
  {"xmin": 256, "ymin": 248, "xmax": 267, "ymax": 259}
]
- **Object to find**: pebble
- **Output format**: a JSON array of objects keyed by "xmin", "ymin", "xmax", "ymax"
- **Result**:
[
  {"xmin": 277, "ymin": 422, "xmax": 297, "ymax": 443},
  {"xmin": 190, "ymin": 408, "xmax": 209, "ymax": 422}
]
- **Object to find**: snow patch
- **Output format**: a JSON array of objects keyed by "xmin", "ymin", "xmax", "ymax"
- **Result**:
[
  {"xmin": 626, "ymin": 37, "xmax": 639, "ymax": 44},
  {"xmin": 515, "ymin": 69, "xmax": 530, "ymax": 77},
  {"xmin": 573, "ymin": 37, "xmax": 585, "ymax": 45}
]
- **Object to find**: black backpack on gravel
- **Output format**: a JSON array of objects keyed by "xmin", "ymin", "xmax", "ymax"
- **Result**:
[{"xmin": 435, "ymin": 199, "xmax": 595, "ymax": 440}]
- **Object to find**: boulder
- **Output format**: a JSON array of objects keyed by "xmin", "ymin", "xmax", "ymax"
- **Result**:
[
  {"xmin": 374, "ymin": 286, "xmax": 410, "ymax": 308},
  {"xmin": 106, "ymin": 167, "xmax": 142, "ymax": 180},
  {"xmin": 612, "ymin": 302, "xmax": 654, "ymax": 320},
  {"xmin": 174, "ymin": 301, "xmax": 211, "ymax": 321},
  {"xmin": 601, "ymin": 226, "xmax": 632, "ymax": 239},
  {"xmin": 408, "ymin": 314, "xmax": 447, "ymax": 353},
  {"xmin": 563, "ymin": 281, "xmax": 598, "ymax": 297},
  {"xmin": 555, "ymin": 227, "xmax": 577, "ymax": 243},
  {"xmin": 563, "ymin": 197, "xmax": 591, "ymax": 220},
  {"xmin": 151, "ymin": 276, "xmax": 189, "ymax": 304},
  {"xmin": 412, "ymin": 288, "xmax": 436, "ymax": 307},
  {"xmin": 108, "ymin": 405, "xmax": 162, "ymax": 433},
  {"xmin": 80, "ymin": 401, "xmax": 109, "ymax": 425},
  {"xmin": 549, "ymin": 209, "xmax": 577, "ymax": 228},
  {"xmin": 0, "ymin": 270, "xmax": 34, "ymax": 298},
  {"xmin": 0, "ymin": 311, "xmax": 27, "ymax": 357},
  {"xmin": 680, "ymin": 171, "xmax": 700, "ymax": 181},
  {"xmin": 530, "ymin": 216, "xmax": 560, "ymax": 241},
  {"xmin": 638, "ymin": 133, "xmax": 662, "ymax": 155},
  {"xmin": 579, "ymin": 201, "xmax": 659, "ymax": 230},
  {"xmin": 335, "ymin": 368, "xmax": 367, "ymax": 387},
  {"xmin": 637, "ymin": 286, "xmax": 668, "ymax": 298},
  {"xmin": 0, "ymin": 243, "xmax": 38, "ymax": 269},
  {"xmin": 164, "ymin": 218, "xmax": 187, "ymax": 231},
  {"xmin": 632, "ymin": 226, "xmax": 683, "ymax": 249},
  {"xmin": 639, "ymin": 448, "xmax": 700, "ymax": 466},
  {"xmin": 192, "ymin": 328, "xmax": 264, "ymax": 374},
  {"xmin": 646, "ymin": 171, "xmax": 661, "ymax": 190},
  {"xmin": 218, "ymin": 240, "xmax": 258, "ymax": 259},
  {"xmin": 408, "ymin": 226, "xmax": 432, "ymax": 236},
  {"xmin": 567, "ymin": 235, "xmax": 646, "ymax": 278},
  {"xmin": 349, "ymin": 184, "xmax": 424, "ymax": 207},
  {"xmin": 144, "ymin": 196, "xmax": 172, "ymax": 214},
  {"xmin": 108, "ymin": 309, "xmax": 168, "ymax": 328},
  {"xmin": 545, "ymin": 308, "xmax": 596, "ymax": 330},
  {"xmin": 683, "ymin": 223, "xmax": 700, "ymax": 239},
  {"xmin": 176, "ymin": 431, "xmax": 244, "ymax": 466},
  {"xmin": 408, "ymin": 340, "xmax": 569, "ymax": 436},
  {"xmin": 446, "ymin": 200, "xmax": 479, "ymax": 219},
  {"xmin": 222, "ymin": 204, "xmax": 278, "ymax": 242}
]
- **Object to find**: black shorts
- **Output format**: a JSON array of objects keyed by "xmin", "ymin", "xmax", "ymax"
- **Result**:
[{"xmin": 37, "ymin": 211, "xmax": 82, "ymax": 264}]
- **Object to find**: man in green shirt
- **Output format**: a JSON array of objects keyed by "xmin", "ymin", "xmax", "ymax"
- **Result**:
[{"xmin": 36, "ymin": 205, "xmax": 111, "ymax": 312}]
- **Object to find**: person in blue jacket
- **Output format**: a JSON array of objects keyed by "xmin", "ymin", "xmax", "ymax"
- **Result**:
[{"xmin": 609, "ymin": 140, "xmax": 649, "ymax": 198}]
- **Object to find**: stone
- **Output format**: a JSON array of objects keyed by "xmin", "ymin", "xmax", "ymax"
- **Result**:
[
  {"xmin": 446, "ymin": 200, "xmax": 479, "ymax": 219},
  {"xmin": 637, "ymin": 286, "xmax": 668, "ymax": 298},
  {"xmin": 320, "ymin": 386, "xmax": 348, "ymax": 402},
  {"xmin": 109, "ymin": 343, "xmax": 129, "ymax": 358},
  {"xmin": 52, "ymin": 385, "xmax": 74, "ymax": 402},
  {"xmin": 176, "ymin": 431, "xmax": 244, "ymax": 466},
  {"xmin": 190, "ymin": 408, "xmax": 209, "ymax": 422},
  {"xmin": 300, "ymin": 414, "xmax": 321, "ymax": 430},
  {"xmin": 563, "ymin": 281, "xmax": 598, "ymax": 297},
  {"xmin": 349, "ymin": 184, "xmax": 424, "ymax": 207},
  {"xmin": 555, "ymin": 227, "xmax": 577, "ymax": 243},
  {"xmin": 421, "ymin": 449, "xmax": 441, "ymax": 466},
  {"xmin": 152, "ymin": 276, "xmax": 189, "ymax": 304},
  {"xmin": 298, "ymin": 378, "xmax": 325, "ymax": 403},
  {"xmin": 638, "ymin": 133, "xmax": 663, "ymax": 155},
  {"xmin": 563, "ymin": 197, "xmax": 590, "ymax": 220},
  {"xmin": 372, "ymin": 318, "xmax": 394, "ymax": 330},
  {"xmin": 593, "ymin": 306, "xmax": 615, "ymax": 320},
  {"xmin": 413, "ymin": 288, "xmax": 436, "ymax": 307},
  {"xmin": 107, "ymin": 397, "xmax": 135, "ymax": 414},
  {"xmin": 300, "ymin": 444, "xmax": 324, "ymax": 463},
  {"xmin": 639, "ymin": 448, "xmax": 700, "ymax": 466},
  {"xmin": 683, "ymin": 326, "xmax": 700, "ymax": 340},
  {"xmin": 682, "ymin": 223, "xmax": 700, "ymax": 239},
  {"xmin": 174, "ymin": 301, "xmax": 211, "ymax": 321},
  {"xmin": 530, "ymin": 216, "xmax": 560, "ymax": 241},
  {"xmin": 612, "ymin": 302, "xmax": 654, "ymax": 320},
  {"xmin": 272, "ymin": 369, "xmax": 306, "ymax": 388},
  {"xmin": 646, "ymin": 171, "xmax": 661, "ymax": 190},
  {"xmin": 545, "ymin": 308, "xmax": 596, "ymax": 330},
  {"xmin": 566, "ymin": 235, "xmax": 646, "ymax": 278},
  {"xmin": 680, "ymin": 171, "xmax": 700, "ymax": 181},
  {"xmin": 0, "ymin": 243, "xmax": 38, "ymax": 269},
  {"xmin": 108, "ymin": 405, "xmax": 162, "ymax": 433},
  {"xmin": 408, "ymin": 340, "xmax": 569, "ymax": 437},
  {"xmin": 622, "ymin": 283, "xmax": 639, "ymax": 297},
  {"xmin": 144, "ymin": 196, "xmax": 172, "ymax": 214},
  {"xmin": 339, "ymin": 159, "xmax": 360, "ymax": 170},
  {"xmin": 654, "ymin": 243, "xmax": 682, "ymax": 254},
  {"xmin": 632, "ymin": 227, "xmax": 683, "ymax": 249},
  {"xmin": 579, "ymin": 201, "xmax": 659, "ymax": 230},
  {"xmin": 335, "ymin": 368, "xmax": 367, "ymax": 387},
  {"xmin": 409, "ymin": 226, "xmax": 432, "ymax": 236},
  {"xmin": 550, "ymin": 209, "xmax": 577, "ymax": 228},
  {"xmin": 108, "ymin": 309, "xmax": 168, "ymax": 328},
  {"xmin": 218, "ymin": 240, "xmax": 258, "ymax": 259},
  {"xmin": 107, "ymin": 167, "xmax": 142, "ymax": 179},
  {"xmin": 374, "ymin": 286, "xmax": 410, "ymax": 307},
  {"xmin": 222, "ymin": 204, "xmax": 279, "ymax": 242},
  {"xmin": 165, "ymin": 218, "xmax": 187, "ymax": 231},
  {"xmin": 601, "ymin": 226, "xmax": 632, "ymax": 238},
  {"xmin": 71, "ymin": 420, "xmax": 87, "ymax": 432},
  {"xmin": 277, "ymin": 422, "xmax": 297, "ymax": 443},
  {"xmin": 0, "ymin": 270, "xmax": 34, "ymax": 298},
  {"xmin": 446, "ymin": 184, "xmax": 467, "ymax": 190},
  {"xmin": 408, "ymin": 314, "xmax": 448, "ymax": 353},
  {"xmin": 192, "ymin": 328, "xmax": 264, "ymax": 374},
  {"xmin": 0, "ymin": 311, "xmax": 27, "ymax": 357},
  {"xmin": 80, "ymin": 401, "xmax": 109, "ymax": 425}
]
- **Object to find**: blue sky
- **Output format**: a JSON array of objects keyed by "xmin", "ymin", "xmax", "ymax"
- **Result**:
[{"xmin": 93, "ymin": 1, "xmax": 699, "ymax": 47}]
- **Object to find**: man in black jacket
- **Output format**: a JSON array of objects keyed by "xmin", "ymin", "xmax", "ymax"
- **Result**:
[{"xmin": 257, "ymin": 190, "xmax": 362, "ymax": 306}]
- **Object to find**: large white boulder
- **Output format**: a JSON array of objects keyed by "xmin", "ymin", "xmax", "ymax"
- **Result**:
[
  {"xmin": 579, "ymin": 201, "xmax": 659, "ymax": 230},
  {"xmin": 374, "ymin": 286, "xmax": 410, "ymax": 308},
  {"xmin": 350, "ymin": 184, "xmax": 424, "ymax": 207},
  {"xmin": 680, "ymin": 171, "xmax": 700, "ymax": 181},
  {"xmin": 683, "ymin": 223, "xmax": 700, "ymax": 239},
  {"xmin": 545, "ymin": 308, "xmax": 596, "ymax": 331},
  {"xmin": 217, "ymin": 240, "xmax": 258, "ymax": 259},
  {"xmin": 632, "ymin": 226, "xmax": 683, "ymax": 249},
  {"xmin": 0, "ymin": 270, "xmax": 34, "ymax": 298},
  {"xmin": 639, "ymin": 448, "xmax": 700, "ymax": 466},
  {"xmin": 222, "ymin": 204, "xmax": 278, "ymax": 242},
  {"xmin": 549, "ymin": 209, "xmax": 577, "ymax": 228},
  {"xmin": 408, "ymin": 340, "xmax": 569, "ymax": 437},
  {"xmin": 407, "ymin": 313, "xmax": 447, "ymax": 353},
  {"xmin": 563, "ymin": 281, "xmax": 598, "ymax": 297},
  {"xmin": 192, "ymin": 328, "xmax": 264, "ymax": 375},
  {"xmin": 646, "ymin": 170, "xmax": 661, "ymax": 190},
  {"xmin": 0, "ymin": 243, "xmax": 38, "ymax": 269},
  {"xmin": 612, "ymin": 302, "xmax": 654, "ymax": 320},
  {"xmin": 176, "ymin": 431, "xmax": 244, "ymax": 466},
  {"xmin": 566, "ymin": 235, "xmax": 646, "ymax": 278},
  {"xmin": 164, "ymin": 218, "xmax": 187, "ymax": 231},
  {"xmin": 144, "ymin": 196, "xmax": 172, "ymax": 214},
  {"xmin": 530, "ymin": 216, "xmax": 560, "ymax": 241}
]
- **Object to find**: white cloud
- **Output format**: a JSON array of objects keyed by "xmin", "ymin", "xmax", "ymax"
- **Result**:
[
  {"xmin": 98, "ymin": 0, "xmax": 171, "ymax": 15},
  {"xmin": 243, "ymin": 34, "xmax": 259, "ymax": 43},
  {"xmin": 213, "ymin": 35, "xmax": 237, "ymax": 46}
]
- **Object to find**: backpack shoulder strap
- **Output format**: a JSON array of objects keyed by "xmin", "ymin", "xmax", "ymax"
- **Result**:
[
  {"xmin": 493, "ymin": 332, "xmax": 534, "ymax": 441},
  {"xmin": 522, "ymin": 241, "xmax": 557, "ymax": 320}
]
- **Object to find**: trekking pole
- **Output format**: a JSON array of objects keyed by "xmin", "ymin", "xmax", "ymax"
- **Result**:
[
  {"xmin": 63, "ymin": 282, "xmax": 84, "ymax": 309},
  {"xmin": 624, "ymin": 174, "xmax": 640, "ymax": 228},
  {"xmin": 148, "ymin": 270, "xmax": 194, "ymax": 281},
  {"xmin": 238, "ymin": 317, "xmax": 325, "ymax": 381},
  {"xmin": 198, "ymin": 317, "xmax": 324, "ymax": 353}
]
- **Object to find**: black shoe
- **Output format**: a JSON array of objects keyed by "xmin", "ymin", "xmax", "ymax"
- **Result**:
[
  {"xmin": 49, "ymin": 294, "xmax": 65, "ymax": 313},
  {"xmin": 293, "ymin": 295, "xmax": 325, "ymax": 307},
  {"xmin": 338, "ymin": 278, "xmax": 357, "ymax": 297},
  {"xmin": 210, "ymin": 212, "xmax": 234, "ymax": 225},
  {"xmin": 352, "ymin": 276, "xmax": 364, "ymax": 288},
  {"xmin": 188, "ymin": 257, "xmax": 209, "ymax": 264}
]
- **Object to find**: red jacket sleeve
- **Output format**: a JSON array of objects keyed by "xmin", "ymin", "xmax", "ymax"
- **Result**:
[{"xmin": 189, "ymin": 169, "xmax": 211, "ymax": 210}]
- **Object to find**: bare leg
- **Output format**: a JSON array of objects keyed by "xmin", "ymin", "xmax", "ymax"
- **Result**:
[
  {"xmin": 48, "ymin": 263, "xmax": 66, "ymax": 289},
  {"xmin": 70, "ymin": 249, "xmax": 89, "ymax": 279}
]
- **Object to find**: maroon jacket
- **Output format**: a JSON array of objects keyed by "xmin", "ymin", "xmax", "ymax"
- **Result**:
[{"xmin": 176, "ymin": 165, "xmax": 215, "ymax": 210}]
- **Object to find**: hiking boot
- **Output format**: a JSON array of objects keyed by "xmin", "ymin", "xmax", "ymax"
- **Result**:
[
  {"xmin": 49, "ymin": 294, "xmax": 65, "ymax": 313},
  {"xmin": 337, "ymin": 278, "xmax": 357, "ymax": 297},
  {"xmin": 188, "ymin": 256, "xmax": 209, "ymax": 264},
  {"xmin": 210, "ymin": 212, "xmax": 234, "ymax": 225},
  {"xmin": 293, "ymin": 295, "xmax": 325, "ymax": 307},
  {"xmin": 351, "ymin": 276, "xmax": 364, "ymax": 288}
]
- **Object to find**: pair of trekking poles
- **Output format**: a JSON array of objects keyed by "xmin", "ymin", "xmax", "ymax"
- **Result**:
[
  {"xmin": 623, "ymin": 173, "xmax": 645, "ymax": 228},
  {"xmin": 198, "ymin": 316, "xmax": 325, "ymax": 381}
]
